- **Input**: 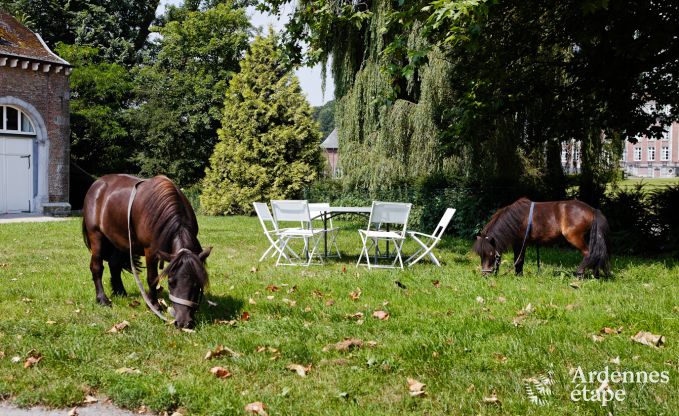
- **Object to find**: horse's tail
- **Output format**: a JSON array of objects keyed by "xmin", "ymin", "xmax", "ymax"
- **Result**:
[
  {"xmin": 82, "ymin": 218, "xmax": 91, "ymax": 250},
  {"xmin": 585, "ymin": 209, "xmax": 611, "ymax": 276}
]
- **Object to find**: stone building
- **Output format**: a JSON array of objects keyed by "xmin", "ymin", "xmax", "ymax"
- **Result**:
[
  {"xmin": 621, "ymin": 122, "xmax": 679, "ymax": 178},
  {"xmin": 0, "ymin": 10, "xmax": 71, "ymax": 214}
]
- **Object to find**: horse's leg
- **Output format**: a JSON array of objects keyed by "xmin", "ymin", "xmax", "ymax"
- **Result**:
[
  {"xmin": 109, "ymin": 250, "xmax": 127, "ymax": 297},
  {"xmin": 513, "ymin": 242, "xmax": 525, "ymax": 276},
  {"xmin": 145, "ymin": 250, "xmax": 162, "ymax": 309},
  {"xmin": 88, "ymin": 231, "xmax": 111, "ymax": 306},
  {"xmin": 564, "ymin": 231, "xmax": 589, "ymax": 278}
]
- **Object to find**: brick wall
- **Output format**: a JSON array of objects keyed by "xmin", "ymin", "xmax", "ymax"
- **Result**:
[{"xmin": 0, "ymin": 64, "xmax": 70, "ymax": 202}]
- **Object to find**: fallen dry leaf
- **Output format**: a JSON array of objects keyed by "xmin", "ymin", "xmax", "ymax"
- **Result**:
[
  {"xmin": 282, "ymin": 298, "xmax": 296, "ymax": 307},
  {"xmin": 631, "ymin": 331, "xmax": 665, "ymax": 348},
  {"xmin": 107, "ymin": 320, "xmax": 130, "ymax": 334},
  {"xmin": 241, "ymin": 311, "xmax": 250, "ymax": 321},
  {"xmin": 286, "ymin": 363, "xmax": 311, "ymax": 377},
  {"xmin": 476, "ymin": 296, "xmax": 485, "ymax": 304},
  {"xmin": 565, "ymin": 304, "xmax": 576, "ymax": 311},
  {"xmin": 345, "ymin": 312, "xmax": 364, "ymax": 320},
  {"xmin": 45, "ymin": 320, "xmax": 56, "ymax": 325},
  {"xmin": 204, "ymin": 345, "xmax": 241, "ymax": 360},
  {"xmin": 11, "ymin": 356, "xmax": 21, "ymax": 363},
  {"xmin": 483, "ymin": 391, "xmax": 500, "ymax": 404},
  {"xmin": 83, "ymin": 395, "xmax": 98, "ymax": 404},
  {"xmin": 497, "ymin": 296, "xmax": 507, "ymax": 303},
  {"xmin": 432, "ymin": 280, "xmax": 441, "ymax": 288},
  {"xmin": 24, "ymin": 355, "xmax": 41, "ymax": 368},
  {"xmin": 210, "ymin": 366, "xmax": 232, "ymax": 379},
  {"xmin": 325, "ymin": 299, "xmax": 335, "ymax": 306},
  {"xmin": 407, "ymin": 377, "xmax": 426, "ymax": 397},
  {"xmin": 349, "ymin": 288, "xmax": 362, "ymax": 301},
  {"xmin": 244, "ymin": 402, "xmax": 268, "ymax": 416},
  {"xmin": 610, "ymin": 356, "xmax": 621, "ymax": 365},
  {"xmin": 0, "ymin": 351, "xmax": 4, "ymax": 359},
  {"xmin": 372, "ymin": 310, "xmax": 389, "ymax": 320},
  {"xmin": 600, "ymin": 326, "xmax": 623, "ymax": 335},
  {"xmin": 266, "ymin": 295, "xmax": 275, "ymax": 301},
  {"xmin": 68, "ymin": 407, "xmax": 78, "ymax": 416},
  {"xmin": 341, "ymin": 265, "xmax": 347, "ymax": 273},
  {"xmin": 592, "ymin": 334, "xmax": 605, "ymax": 343},
  {"xmin": 312, "ymin": 289, "xmax": 324, "ymax": 298},
  {"xmin": 214, "ymin": 319, "xmax": 238, "ymax": 326},
  {"xmin": 115, "ymin": 367, "xmax": 141, "ymax": 374},
  {"xmin": 569, "ymin": 281, "xmax": 581, "ymax": 289},
  {"xmin": 323, "ymin": 338, "xmax": 363, "ymax": 352},
  {"xmin": 128, "ymin": 300, "xmax": 140, "ymax": 307},
  {"xmin": 287, "ymin": 285, "xmax": 297, "ymax": 294},
  {"xmin": 493, "ymin": 352, "xmax": 508, "ymax": 363},
  {"xmin": 266, "ymin": 284, "xmax": 279, "ymax": 292},
  {"xmin": 248, "ymin": 298, "xmax": 257, "ymax": 305},
  {"xmin": 250, "ymin": 267, "xmax": 258, "ymax": 273}
]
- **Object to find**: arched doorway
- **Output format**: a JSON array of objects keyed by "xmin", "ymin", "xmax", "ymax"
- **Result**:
[{"xmin": 0, "ymin": 105, "xmax": 37, "ymax": 213}]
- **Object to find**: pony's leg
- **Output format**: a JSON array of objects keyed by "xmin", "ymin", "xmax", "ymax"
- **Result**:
[
  {"xmin": 564, "ymin": 232, "xmax": 589, "ymax": 277},
  {"xmin": 512, "ymin": 242, "xmax": 525, "ymax": 276},
  {"xmin": 145, "ymin": 250, "xmax": 162, "ymax": 309},
  {"xmin": 88, "ymin": 232, "xmax": 111, "ymax": 306},
  {"xmin": 109, "ymin": 250, "xmax": 127, "ymax": 297}
]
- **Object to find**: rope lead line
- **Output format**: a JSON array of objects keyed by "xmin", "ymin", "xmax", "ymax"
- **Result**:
[
  {"xmin": 514, "ymin": 202, "xmax": 535, "ymax": 269},
  {"xmin": 127, "ymin": 180, "xmax": 169, "ymax": 322}
]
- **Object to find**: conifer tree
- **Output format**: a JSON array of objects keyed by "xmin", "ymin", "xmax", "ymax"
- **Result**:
[{"xmin": 201, "ymin": 31, "xmax": 321, "ymax": 215}]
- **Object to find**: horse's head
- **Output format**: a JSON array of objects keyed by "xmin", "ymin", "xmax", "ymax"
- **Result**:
[
  {"xmin": 473, "ymin": 234, "xmax": 501, "ymax": 276},
  {"xmin": 158, "ymin": 247, "xmax": 212, "ymax": 329}
]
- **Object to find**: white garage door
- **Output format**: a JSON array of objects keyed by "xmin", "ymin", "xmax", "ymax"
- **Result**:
[{"xmin": 0, "ymin": 136, "xmax": 33, "ymax": 213}]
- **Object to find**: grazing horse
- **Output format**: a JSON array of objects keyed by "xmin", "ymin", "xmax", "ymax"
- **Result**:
[
  {"xmin": 473, "ymin": 198, "xmax": 610, "ymax": 277},
  {"xmin": 82, "ymin": 174, "xmax": 211, "ymax": 328}
]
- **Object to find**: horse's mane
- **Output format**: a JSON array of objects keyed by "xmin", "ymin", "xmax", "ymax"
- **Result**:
[
  {"xmin": 474, "ymin": 198, "xmax": 531, "ymax": 254},
  {"xmin": 162, "ymin": 250, "xmax": 209, "ymax": 288},
  {"xmin": 145, "ymin": 177, "xmax": 208, "ymax": 287},
  {"xmin": 146, "ymin": 176, "xmax": 199, "ymax": 249}
]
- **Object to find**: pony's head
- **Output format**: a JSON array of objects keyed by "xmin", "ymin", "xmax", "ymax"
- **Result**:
[
  {"xmin": 158, "ymin": 247, "xmax": 212, "ymax": 329},
  {"xmin": 473, "ymin": 234, "xmax": 501, "ymax": 275}
]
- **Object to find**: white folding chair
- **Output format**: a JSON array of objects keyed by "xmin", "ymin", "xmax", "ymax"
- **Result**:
[
  {"xmin": 271, "ymin": 200, "xmax": 325, "ymax": 266},
  {"xmin": 406, "ymin": 208, "xmax": 456, "ymax": 266},
  {"xmin": 308, "ymin": 202, "xmax": 341, "ymax": 258},
  {"xmin": 253, "ymin": 202, "xmax": 300, "ymax": 263},
  {"xmin": 357, "ymin": 201, "xmax": 412, "ymax": 269}
]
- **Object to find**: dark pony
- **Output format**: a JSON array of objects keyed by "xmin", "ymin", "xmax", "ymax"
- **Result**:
[
  {"xmin": 82, "ymin": 174, "xmax": 211, "ymax": 328},
  {"xmin": 473, "ymin": 198, "xmax": 610, "ymax": 277}
]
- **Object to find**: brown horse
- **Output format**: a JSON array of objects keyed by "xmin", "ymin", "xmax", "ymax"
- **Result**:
[
  {"xmin": 473, "ymin": 198, "xmax": 610, "ymax": 277},
  {"xmin": 82, "ymin": 174, "xmax": 211, "ymax": 328}
]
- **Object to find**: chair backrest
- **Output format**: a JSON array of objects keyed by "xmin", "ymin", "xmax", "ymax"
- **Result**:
[
  {"xmin": 308, "ymin": 202, "xmax": 331, "ymax": 227},
  {"xmin": 367, "ymin": 201, "xmax": 412, "ymax": 234},
  {"xmin": 271, "ymin": 200, "xmax": 312, "ymax": 229},
  {"xmin": 433, "ymin": 208, "xmax": 456, "ymax": 239},
  {"xmin": 253, "ymin": 202, "xmax": 277, "ymax": 233}
]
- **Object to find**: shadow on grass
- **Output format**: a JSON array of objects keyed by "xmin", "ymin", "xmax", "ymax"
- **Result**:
[{"xmin": 196, "ymin": 293, "xmax": 244, "ymax": 325}]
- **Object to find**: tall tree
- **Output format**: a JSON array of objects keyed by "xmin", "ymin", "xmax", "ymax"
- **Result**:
[
  {"xmin": 129, "ymin": 1, "xmax": 251, "ymax": 186},
  {"xmin": 201, "ymin": 31, "xmax": 322, "ymax": 215},
  {"xmin": 313, "ymin": 100, "xmax": 335, "ymax": 139}
]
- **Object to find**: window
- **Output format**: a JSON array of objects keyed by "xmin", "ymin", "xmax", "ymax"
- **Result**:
[
  {"xmin": 661, "ymin": 146, "xmax": 670, "ymax": 161},
  {"xmin": 634, "ymin": 147, "xmax": 642, "ymax": 161},
  {"xmin": 0, "ymin": 105, "xmax": 35, "ymax": 134},
  {"xmin": 662, "ymin": 127, "xmax": 671, "ymax": 141},
  {"xmin": 648, "ymin": 146, "xmax": 656, "ymax": 161}
]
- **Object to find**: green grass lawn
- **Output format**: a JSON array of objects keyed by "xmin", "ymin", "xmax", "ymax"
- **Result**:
[{"xmin": 1, "ymin": 216, "xmax": 678, "ymax": 415}]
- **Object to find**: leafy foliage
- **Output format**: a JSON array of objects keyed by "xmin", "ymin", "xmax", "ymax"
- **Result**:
[
  {"xmin": 312, "ymin": 100, "xmax": 335, "ymax": 139},
  {"xmin": 129, "ymin": 2, "xmax": 251, "ymax": 186},
  {"xmin": 55, "ymin": 44, "xmax": 135, "ymax": 175},
  {"xmin": 201, "ymin": 32, "xmax": 322, "ymax": 215}
]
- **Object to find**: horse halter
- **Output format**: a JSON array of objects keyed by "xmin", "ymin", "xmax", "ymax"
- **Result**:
[{"xmin": 162, "ymin": 248, "xmax": 202, "ymax": 310}]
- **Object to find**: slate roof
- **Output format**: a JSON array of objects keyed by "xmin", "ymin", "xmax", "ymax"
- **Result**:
[
  {"xmin": 0, "ymin": 10, "xmax": 69, "ymax": 65},
  {"xmin": 320, "ymin": 128, "xmax": 338, "ymax": 149}
]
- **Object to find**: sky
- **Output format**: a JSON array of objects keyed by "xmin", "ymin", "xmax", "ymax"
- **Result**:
[{"xmin": 158, "ymin": 0, "xmax": 334, "ymax": 107}]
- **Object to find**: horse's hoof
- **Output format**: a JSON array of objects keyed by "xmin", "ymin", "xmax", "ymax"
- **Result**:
[{"xmin": 97, "ymin": 297, "xmax": 112, "ymax": 307}]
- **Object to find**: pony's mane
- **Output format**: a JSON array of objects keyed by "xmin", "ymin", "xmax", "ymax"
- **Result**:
[
  {"xmin": 474, "ymin": 198, "xmax": 532, "ymax": 254},
  {"xmin": 146, "ymin": 176, "xmax": 200, "ymax": 252}
]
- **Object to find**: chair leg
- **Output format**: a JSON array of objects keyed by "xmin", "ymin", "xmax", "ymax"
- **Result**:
[{"xmin": 260, "ymin": 243, "xmax": 274, "ymax": 262}]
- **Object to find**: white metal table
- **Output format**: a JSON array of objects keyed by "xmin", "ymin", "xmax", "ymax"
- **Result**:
[{"xmin": 313, "ymin": 206, "xmax": 371, "ymax": 258}]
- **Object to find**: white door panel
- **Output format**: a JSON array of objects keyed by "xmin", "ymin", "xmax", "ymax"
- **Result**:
[{"xmin": 0, "ymin": 136, "xmax": 33, "ymax": 213}]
